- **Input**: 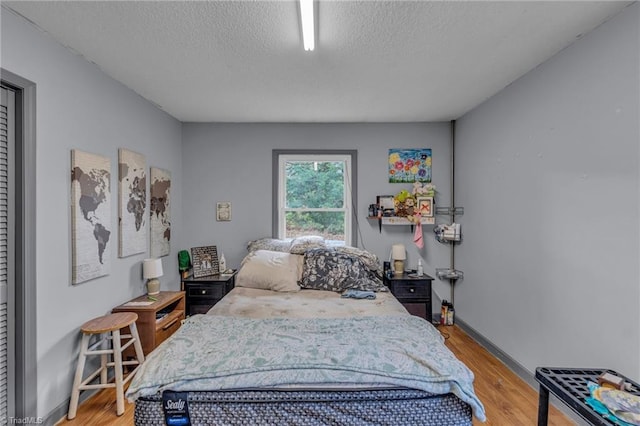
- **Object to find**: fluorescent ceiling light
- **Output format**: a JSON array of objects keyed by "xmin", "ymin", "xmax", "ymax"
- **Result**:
[{"xmin": 299, "ymin": 0, "xmax": 315, "ymax": 51}]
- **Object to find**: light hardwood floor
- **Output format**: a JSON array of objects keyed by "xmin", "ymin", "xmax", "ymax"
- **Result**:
[
  {"xmin": 442, "ymin": 325, "xmax": 573, "ymax": 425},
  {"xmin": 56, "ymin": 324, "xmax": 574, "ymax": 425}
]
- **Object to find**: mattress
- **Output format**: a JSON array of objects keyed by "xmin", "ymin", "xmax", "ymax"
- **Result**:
[
  {"xmin": 129, "ymin": 288, "xmax": 485, "ymax": 424},
  {"xmin": 207, "ymin": 286, "xmax": 409, "ymax": 319},
  {"xmin": 135, "ymin": 388, "xmax": 473, "ymax": 426}
]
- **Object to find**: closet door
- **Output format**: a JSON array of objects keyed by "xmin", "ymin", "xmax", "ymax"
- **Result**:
[{"xmin": 0, "ymin": 85, "xmax": 15, "ymax": 422}]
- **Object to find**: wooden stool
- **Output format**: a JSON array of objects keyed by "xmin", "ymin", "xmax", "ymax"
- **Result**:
[{"xmin": 67, "ymin": 312, "xmax": 145, "ymax": 419}]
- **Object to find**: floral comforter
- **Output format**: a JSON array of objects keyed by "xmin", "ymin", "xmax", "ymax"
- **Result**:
[{"xmin": 126, "ymin": 314, "xmax": 486, "ymax": 421}]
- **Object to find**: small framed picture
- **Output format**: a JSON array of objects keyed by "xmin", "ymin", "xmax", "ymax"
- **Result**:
[
  {"xmin": 416, "ymin": 196, "xmax": 434, "ymax": 217},
  {"xmin": 376, "ymin": 195, "xmax": 395, "ymax": 211},
  {"xmin": 191, "ymin": 245, "xmax": 219, "ymax": 277},
  {"xmin": 216, "ymin": 202, "xmax": 231, "ymax": 221}
]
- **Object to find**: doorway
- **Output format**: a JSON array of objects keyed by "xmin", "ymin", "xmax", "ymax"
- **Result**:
[{"xmin": 1, "ymin": 69, "xmax": 37, "ymax": 419}]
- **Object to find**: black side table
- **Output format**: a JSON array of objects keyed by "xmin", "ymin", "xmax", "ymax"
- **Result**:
[
  {"xmin": 383, "ymin": 272, "xmax": 433, "ymax": 322},
  {"xmin": 182, "ymin": 272, "xmax": 236, "ymax": 316},
  {"xmin": 535, "ymin": 366, "xmax": 640, "ymax": 425}
]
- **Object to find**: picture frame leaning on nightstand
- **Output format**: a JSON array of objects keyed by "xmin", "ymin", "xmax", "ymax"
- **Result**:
[{"xmin": 191, "ymin": 245, "xmax": 219, "ymax": 278}]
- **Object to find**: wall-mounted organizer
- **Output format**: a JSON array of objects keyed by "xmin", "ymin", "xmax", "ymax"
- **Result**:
[
  {"xmin": 434, "ymin": 202, "xmax": 464, "ymax": 310},
  {"xmin": 435, "ymin": 206, "xmax": 464, "ymax": 216},
  {"xmin": 436, "ymin": 268, "xmax": 464, "ymax": 280}
]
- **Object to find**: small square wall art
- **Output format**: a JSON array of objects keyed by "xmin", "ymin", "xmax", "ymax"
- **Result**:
[{"xmin": 388, "ymin": 148, "xmax": 432, "ymax": 183}]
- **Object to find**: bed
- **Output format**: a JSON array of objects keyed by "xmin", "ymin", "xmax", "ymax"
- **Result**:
[{"xmin": 127, "ymin": 239, "xmax": 486, "ymax": 425}]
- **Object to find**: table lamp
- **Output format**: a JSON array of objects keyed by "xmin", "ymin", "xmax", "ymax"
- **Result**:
[
  {"xmin": 143, "ymin": 258, "xmax": 163, "ymax": 295},
  {"xmin": 391, "ymin": 244, "xmax": 406, "ymax": 275}
]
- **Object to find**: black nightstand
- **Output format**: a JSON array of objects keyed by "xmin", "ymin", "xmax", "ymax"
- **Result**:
[
  {"xmin": 384, "ymin": 272, "xmax": 433, "ymax": 322},
  {"xmin": 182, "ymin": 272, "xmax": 236, "ymax": 316}
]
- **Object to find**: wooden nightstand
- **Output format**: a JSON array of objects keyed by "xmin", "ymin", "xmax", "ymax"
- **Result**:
[
  {"xmin": 384, "ymin": 272, "xmax": 433, "ymax": 322},
  {"xmin": 112, "ymin": 291, "xmax": 185, "ymax": 356},
  {"xmin": 182, "ymin": 272, "xmax": 236, "ymax": 316}
]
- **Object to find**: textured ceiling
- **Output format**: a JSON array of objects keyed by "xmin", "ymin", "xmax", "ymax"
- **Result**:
[{"xmin": 3, "ymin": 1, "xmax": 633, "ymax": 122}]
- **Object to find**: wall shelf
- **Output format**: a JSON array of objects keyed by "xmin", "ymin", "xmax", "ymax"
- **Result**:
[
  {"xmin": 367, "ymin": 216, "xmax": 435, "ymax": 232},
  {"xmin": 381, "ymin": 216, "xmax": 435, "ymax": 226},
  {"xmin": 435, "ymin": 237, "xmax": 462, "ymax": 245}
]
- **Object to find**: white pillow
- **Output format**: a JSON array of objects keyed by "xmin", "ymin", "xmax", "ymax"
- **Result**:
[{"xmin": 236, "ymin": 250, "xmax": 302, "ymax": 292}]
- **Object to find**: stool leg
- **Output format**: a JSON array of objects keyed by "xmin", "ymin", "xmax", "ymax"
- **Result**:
[
  {"xmin": 129, "ymin": 321, "xmax": 145, "ymax": 364},
  {"xmin": 100, "ymin": 332, "xmax": 108, "ymax": 384},
  {"xmin": 112, "ymin": 329, "xmax": 125, "ymax": 416},
  {"xmin": 68, "ymin": 333, "xmax": 90, "ymax": 420}
]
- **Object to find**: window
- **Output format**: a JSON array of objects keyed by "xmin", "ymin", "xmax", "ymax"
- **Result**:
[{"xmin": 273, "ymin": 150, "xmax": 357, "ymax": 246}]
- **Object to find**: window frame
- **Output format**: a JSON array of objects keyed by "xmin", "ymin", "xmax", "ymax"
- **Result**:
[{"xmin": 272, "ymin": 150, "xmax": 357, "ymax": 246}]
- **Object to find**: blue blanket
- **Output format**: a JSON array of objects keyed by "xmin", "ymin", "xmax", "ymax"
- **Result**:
[
  {"xmin": 127, "ymin": 314, "xmax": 486, "ymax": 421},
  {"xmin": 341, "ymin": 289, "xmax": 376, "ymax": 299}
]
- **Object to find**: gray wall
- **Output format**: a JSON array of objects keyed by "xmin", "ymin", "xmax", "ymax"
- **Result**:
[
  {"xmin": 1, "ymin": 9, "xmax": 184, "ymax": 418},
  {"xmin": 181, "ymin": 122, "xmax": 455, "ymax": 302},
  {"xmin": 455, "ymin": 3, "xmax": 639, "ymax": 379}
]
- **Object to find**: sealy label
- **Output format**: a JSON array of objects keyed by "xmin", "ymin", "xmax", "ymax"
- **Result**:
[
  {"xmin": 162, "ymin": 391, "xmax": 191, "ymax": 426},
  {"xmin": 166, "ymin": 399, "xmax": 186, "ymax": 411}
]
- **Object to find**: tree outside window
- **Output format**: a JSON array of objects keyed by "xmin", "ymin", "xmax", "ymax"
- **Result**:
[{"xmin": 276, "ymin": 152, "xmax": 355, "ymax": 246}]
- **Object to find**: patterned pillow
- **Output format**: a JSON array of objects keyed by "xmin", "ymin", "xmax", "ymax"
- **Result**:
[
  {"xmin": 300, "ymin": 248, "xmax": 387, "ymax": 293},
  {"xmin": 335, "ymin": 246, "xmax": 383, "ymax": 277},
  {"xmin": 289, "ymin": 236, "xmax": 326, "ymax": 254},
  {"xmin": 247, "ymin": 238, "xmax": 292, "ymax": 253}
]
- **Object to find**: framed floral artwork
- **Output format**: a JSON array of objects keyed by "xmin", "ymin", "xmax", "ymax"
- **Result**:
[
  {"xmin": 416, "ymin": 196, "xmax": 434, "ymax": 217},
  {"xmin": 388, "ymin": 148, "xmax": 432, "ymax": 183}
]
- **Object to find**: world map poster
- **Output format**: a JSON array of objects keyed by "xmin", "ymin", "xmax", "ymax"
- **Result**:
[
  {"xmin": 118, "ymin": 148, "xmax": 147, "ymax": 257},
  {"xmin": 150, "ymin": 167, "xmax": 171, "ymax": 257},
  {"xmin": 71, "ymin": 149, "xmax": 112, "ymax": 284}
]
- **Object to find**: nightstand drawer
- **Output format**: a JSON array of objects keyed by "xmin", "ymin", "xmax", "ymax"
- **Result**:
[
  {"xmin": 188, "ymin": 286, "xmax": 225, "ymax": 299},
  {"xmin": 392, "ymin": 282, "xmax": 429, "ymax": 299},
  {"xmin": 156, "ymin": 315, "xmax": 182, "ymax": 347}
]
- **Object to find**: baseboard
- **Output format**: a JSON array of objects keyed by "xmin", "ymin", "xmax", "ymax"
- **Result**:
[
  {"xmin": 44, "ymin": 388, "xmax": 99, "ymax": 426},
  {"xmin": 454, "ymin": 317, "xmax": 587, "ymax": 425},
  {"xmin": 45, "ymin": 363, "xmax": 117, "ymax": 426}
]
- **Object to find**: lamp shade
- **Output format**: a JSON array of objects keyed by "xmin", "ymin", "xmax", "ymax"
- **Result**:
[
  {"xmin": 143, "ymin": 258, "xmax": 163, "ymax": 279},
  {"xmin": 391, "ymin": 244, "xmax": 406, "ymax": 260}
]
